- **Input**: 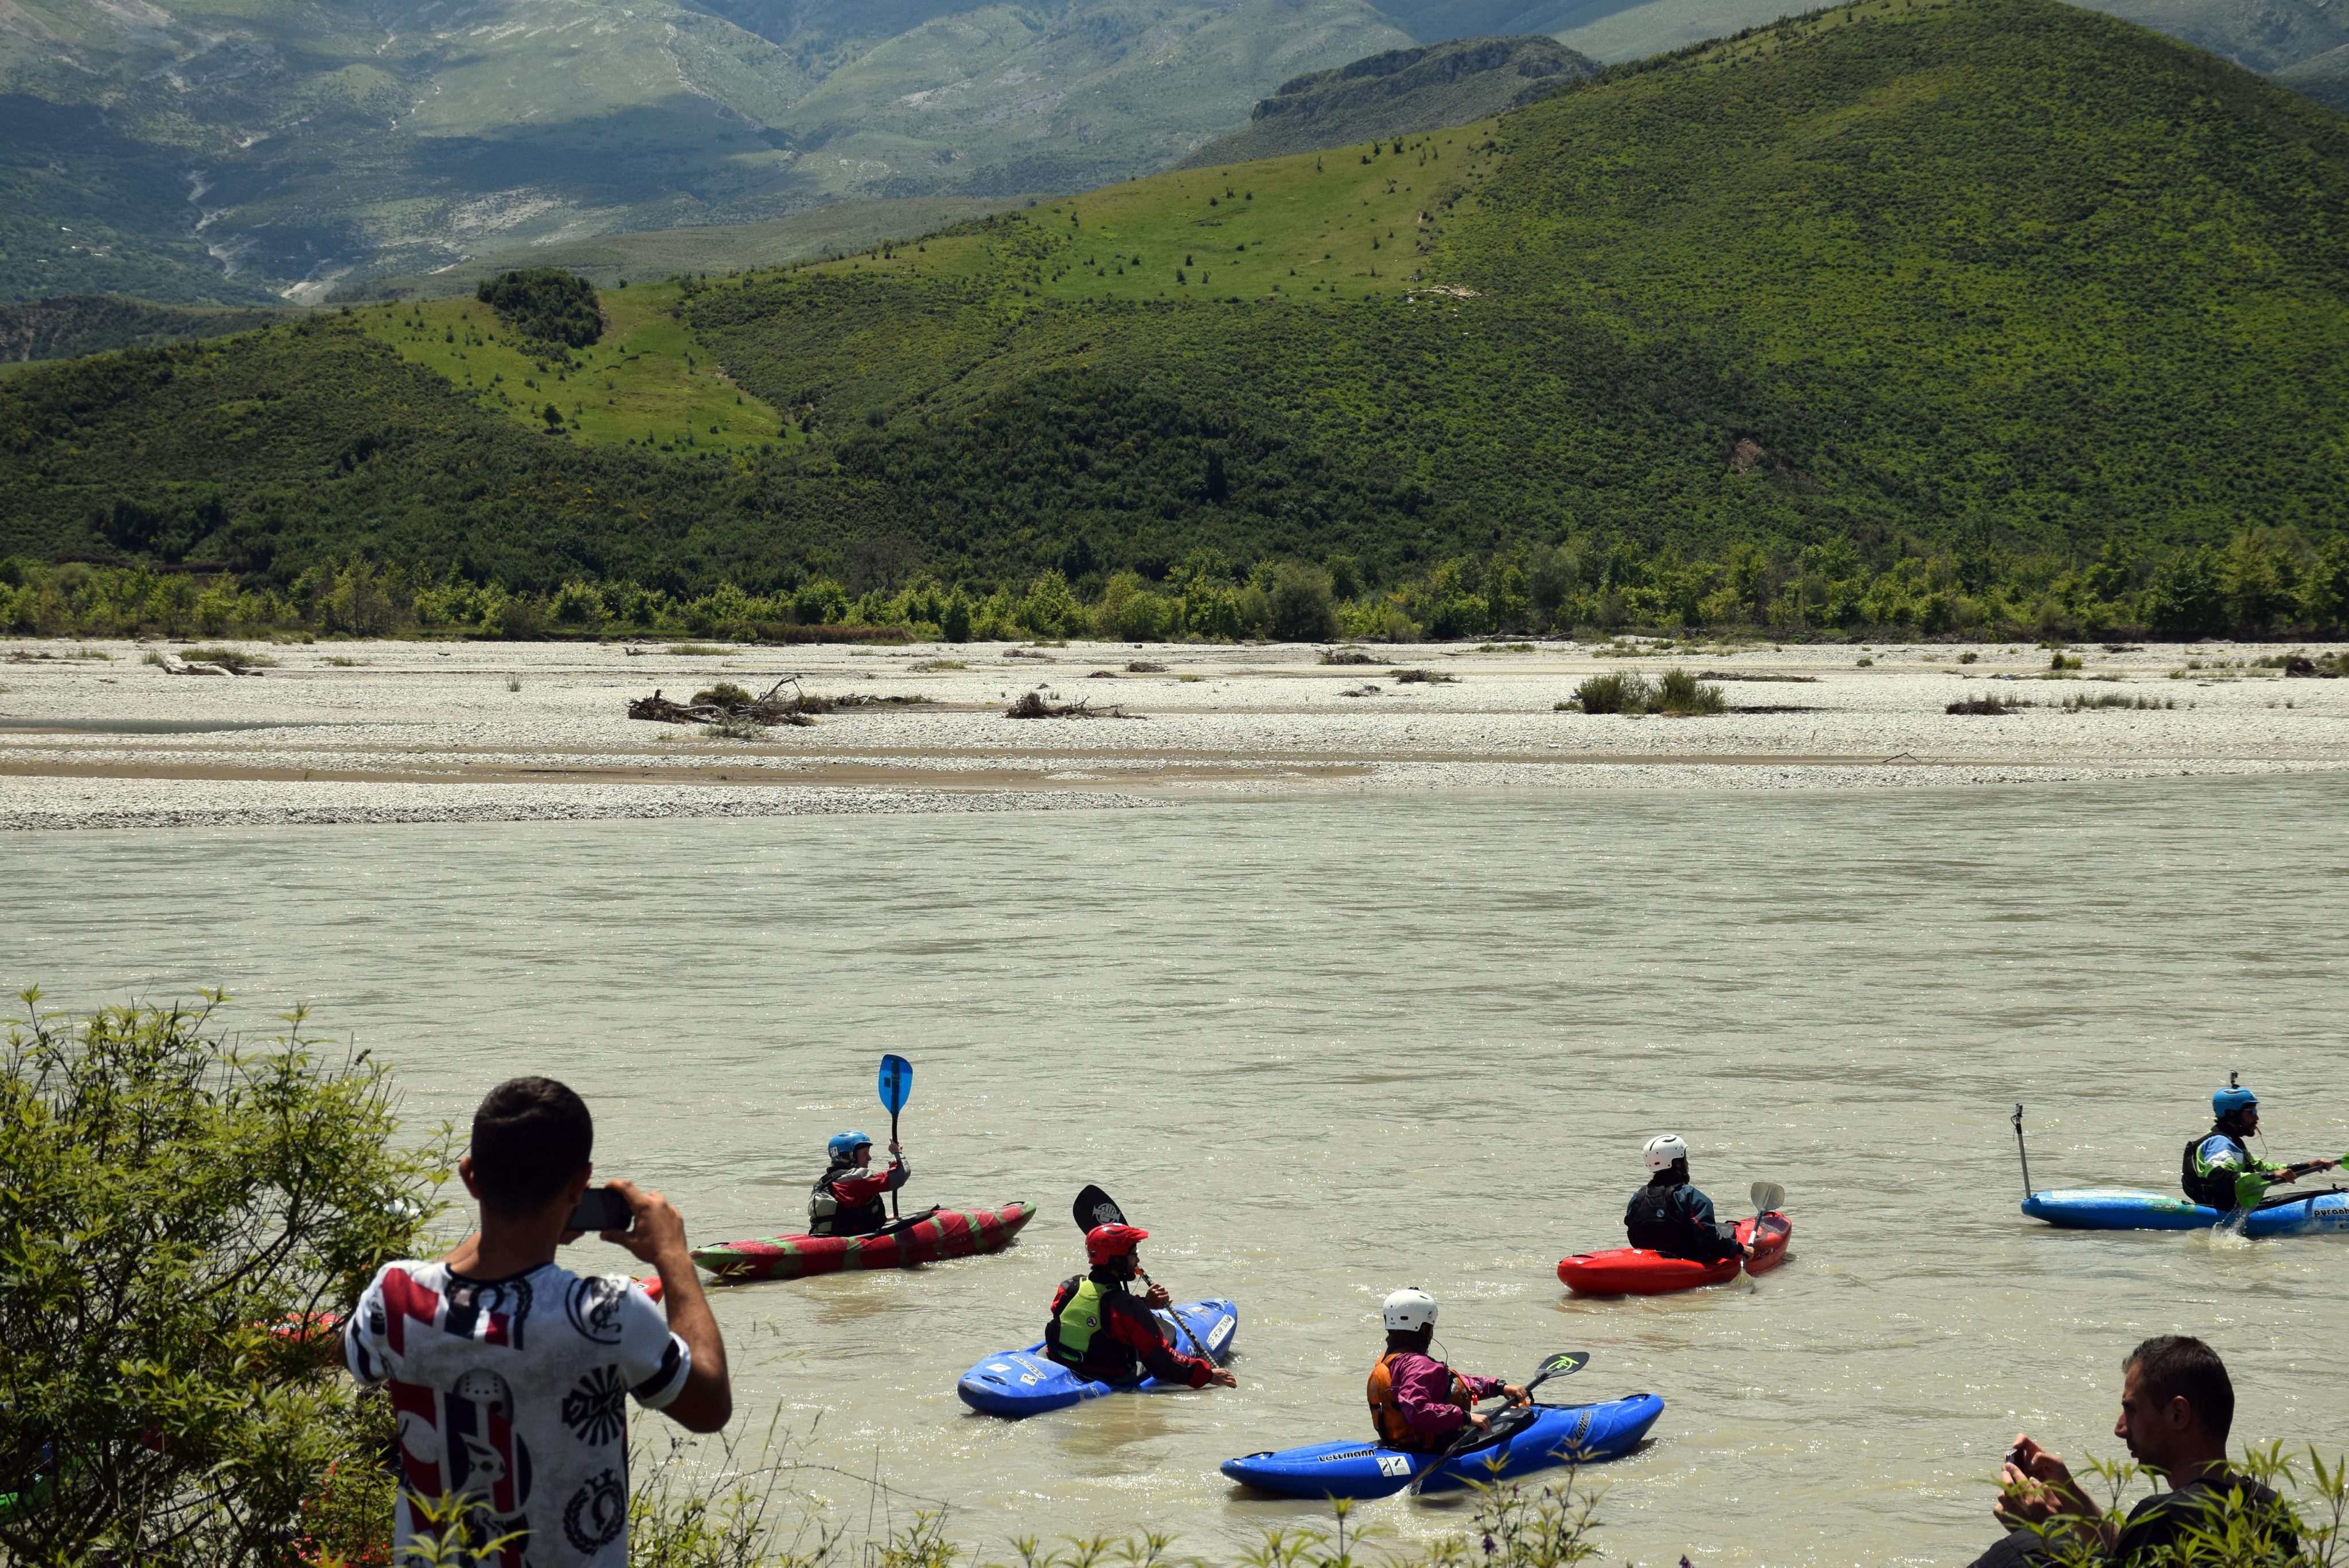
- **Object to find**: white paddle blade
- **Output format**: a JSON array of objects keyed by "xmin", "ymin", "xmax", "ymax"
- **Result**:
[{"xmin": 1751, "ymin": 1181, "xmax": 1786, "ymax": 1214}]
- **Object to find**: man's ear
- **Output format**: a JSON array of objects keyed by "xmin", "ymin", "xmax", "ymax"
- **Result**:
[
  {"xmin": 458, "ymin": 1153, "xmax": 483, "ymax": 1200},
  {"xmin": 2166, "ymin": 1395, "xmax": 2198, "ymax": 1434}
]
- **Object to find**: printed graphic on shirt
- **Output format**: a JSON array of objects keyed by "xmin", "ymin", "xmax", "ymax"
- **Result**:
[
  {"xmin": 563, "ymin": 1366, "xmax": 631, "ymax": 1445},
  {"xmin": 346, "ymin": 1258, "xmax": 690, "ymax": 1568},
  {"xmin": 563, "ymin": 1468, "xmax": 629, "ymax": 1553}
]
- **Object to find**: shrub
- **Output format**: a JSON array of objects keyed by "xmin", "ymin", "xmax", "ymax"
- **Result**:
[
  {"xmin": 1572, "ymin": 670, "xmax": 1649, "ymax": 713},
  {"xmin": 0, "ymin": 991, "xmax": 444, "ymax": 1567},
  {"xmin": 1267, "ymin": 560, "xmax": 1338, "ymax": 642},
  {"xmin": 692, "ymin": 682, "xmax": 756, "ymax": 707},
  {"xmin": 474, "ymin": 268, "xmax": 604, "ymax": 348},
  {"xmin": 1649, "ymin": 667, "xmax": 1725, "ymax": 715}
]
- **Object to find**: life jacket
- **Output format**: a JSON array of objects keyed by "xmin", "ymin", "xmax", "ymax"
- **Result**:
[
  {"xmin": 2183, "ymin": 1130, "xmax": 2250, "ymax": 1210},
  {"xmin": 1626, "ymin": 1179, "xmax": 1718, "ymax": 1257},
  {"xmin": 1367, "ymin": 1349, "xmax": 1466, "ymax": 1452},
  {"xmin": 1045, "ymin": 1277, "xmax": 1140, "ymax": 1382},
  {"xmin": 808, "ymin": 1162, "xmax": 888, "ymax": 1237}
]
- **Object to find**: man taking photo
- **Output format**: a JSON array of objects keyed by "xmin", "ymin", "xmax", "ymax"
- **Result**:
[
  {"xmin": 344, "ymin": 1076, "xmax": 731, "ymax": 1566},
  {"xmin": 1970, "ymin": 1335, "xmax": 2296, "ymax": 1565}
]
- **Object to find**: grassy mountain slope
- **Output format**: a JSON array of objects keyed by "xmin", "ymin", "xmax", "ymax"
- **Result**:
[
  {"xmin": 0, "ymin": 0, "xmax": 1416, "ymax": 303},
  {"xmin": 1175, "ymin": 36, "xmax": 1593, "ymax": 168},
  {"xmin": 352, "ymin": 282, "xmax": 789, "ymax": 448},
  {"xmin": 2, "ymin": 0, "xmax": 2344, "ymax": 594},
  {"xmin": 346, "ymin": 196, "xmax": 1039, "ymax": 303}
]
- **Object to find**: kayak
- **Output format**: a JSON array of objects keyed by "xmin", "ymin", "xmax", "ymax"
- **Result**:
[
  {"xmin": 692, "ymin": 1201, "xmax": 1035, "ymax": 1281},
  {"xmin": 1557, "ymin": 1212, "xmax": 1792, "ymax": 1295},
  {"xmin": 957, "ymin": 1297, "xmax": 1238, "ymax": 1418},
  {"xmin": 2022, "ymin": 1187, "xmax": 2349, "ymax": 1237},
  {"xmin": 1220, "ymin": 1394, "xmax": 1665, "ymax": 1499}
]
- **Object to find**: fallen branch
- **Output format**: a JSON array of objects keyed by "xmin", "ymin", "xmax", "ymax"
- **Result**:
[{"xmin": 1005, "ymin": 690, "xmax": 1132, "ymax": 719}]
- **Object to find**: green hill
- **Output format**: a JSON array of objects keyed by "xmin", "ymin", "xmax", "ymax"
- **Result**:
[
  {"xmin": 3, "ymin": 0, "xmax": 2346, "ymax": 638},
  {"xmin": 1176, "ymin": 37, "xmax": 1595, "ymax": 168}
]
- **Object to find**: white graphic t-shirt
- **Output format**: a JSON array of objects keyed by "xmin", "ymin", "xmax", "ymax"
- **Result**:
[{"xmin": 344, "ymin": 1258, "xmax": 692, "ymax": 1568}]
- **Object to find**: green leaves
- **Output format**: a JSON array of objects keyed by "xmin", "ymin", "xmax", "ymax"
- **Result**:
[{"xmin": 0, "ymin": 995, "xmax": 449, "ymax": 1566}]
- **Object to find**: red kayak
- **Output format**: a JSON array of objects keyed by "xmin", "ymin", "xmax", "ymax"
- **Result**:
[
  {"xmin": 1556, "ymin": 1211, "xmax": 1792, "ymax": 1296},
  {"xmin": 690, "ymin": 1201, "xmax": 1035, "ymax": 1282}
]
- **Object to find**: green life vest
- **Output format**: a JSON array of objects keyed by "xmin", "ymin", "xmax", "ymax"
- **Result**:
[{"xmin": 1053, "ymin": 1279, "xmax": 1109, "ymax": 1359}]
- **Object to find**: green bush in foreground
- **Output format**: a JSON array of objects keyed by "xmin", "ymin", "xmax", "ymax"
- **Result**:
[
  {"xmin": 1569, "ymin": 668, "xmax": 1723, "ymax": 715},
  {"xmin": 0, "ymin": 992, "xmax": 446, "ymax": 1567}
]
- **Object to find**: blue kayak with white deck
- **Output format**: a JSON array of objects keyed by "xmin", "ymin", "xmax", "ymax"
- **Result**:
[
  {"xmin": 1220, "ymin": 1394, "xmax": 1664, "ymax": 1500},
  {"xmin": 955, "ymin": 1298, "xmax": 1238, "ymax": 1418},
  {"xmin": 2022, "ymin": 1187, "xmax": 2349, "ymax": 1236}
]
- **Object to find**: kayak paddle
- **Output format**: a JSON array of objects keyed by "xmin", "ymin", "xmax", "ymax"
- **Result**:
[
  {"xmin": 1069, "ymin": 1184, "xmax": 1215, "ymax": 1362},
  {"xmin": 1406, "ymin": 1351, "xmax": 1588, "ymax": 1496},
  {"xmin": 877, "ymin": 1054, "xmax": 912, "ymax": 1222}
]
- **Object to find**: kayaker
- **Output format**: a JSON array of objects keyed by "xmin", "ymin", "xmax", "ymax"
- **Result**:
[
  {"xmin": 1625, "ymin": 1134, "xmax": 1751, "ymax": 1265},
  {"xmin": 1368, "ymin": 1288, "xmax": 1527, "ymax": 1452},
  {"xmin": 808, "ymin": 1130, "xmax": 909, "ymax": 1237},
  {"xmin": 2182, "ymin": 1085, "xmax": 2339, "ymax": 1212},
  {"xmin": 1969, "ymin": 1335, "xmax": 2297, "ymax": 1567},
  {"xmin": 1043, "ymin": 1224, "xmax": 1237, "ymax": 1390}
]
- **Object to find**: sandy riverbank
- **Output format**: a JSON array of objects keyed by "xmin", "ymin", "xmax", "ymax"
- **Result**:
[{"xmin": 3, "ymin": 635, "xmax": 2343, "ymax": 828}]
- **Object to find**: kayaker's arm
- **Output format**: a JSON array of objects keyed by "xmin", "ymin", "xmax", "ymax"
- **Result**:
[{"xmin": 608, "ymin": 1179, "xmax": 733, "ymax": 1433}]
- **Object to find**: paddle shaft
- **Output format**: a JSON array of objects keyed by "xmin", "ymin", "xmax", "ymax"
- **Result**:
[
  {"xmin": 1406, "ymin": 1353, "xmax": 1582, "ymax": 1496},
  {"xmin": 889, "ymin": 1109, "xmax": 901, "ymax": 1220},
  {"xmin": 2014, "ymin": 1105, "xmax": 2032, "ymax": 1200}
]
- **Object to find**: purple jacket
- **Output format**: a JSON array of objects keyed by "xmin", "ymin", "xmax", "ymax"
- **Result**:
[{"xmin": 1387, "ymin": 1351, "xmax": 1507, "ymax": 1441}]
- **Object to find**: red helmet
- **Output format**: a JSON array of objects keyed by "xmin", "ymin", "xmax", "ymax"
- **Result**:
[{"xmin": 1084, "ymin": 1223, "xmax": 1149, "ymax": 1265}]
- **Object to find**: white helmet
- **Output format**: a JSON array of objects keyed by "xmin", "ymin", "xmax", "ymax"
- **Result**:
[
  {"xmin": 1642, "ymin": 1133, "xmax": 1690, "ymax": 1171},
  {"xmin": 1382, "ymin": 1287, "xmax": 1438, "ymax": 1332}
]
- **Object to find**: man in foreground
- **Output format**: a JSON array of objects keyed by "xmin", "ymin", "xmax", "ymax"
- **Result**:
[
  {"xmin": 1044, "ymin": 1223, "xmax": 1237, "ymax": 1390},
  {"xmin": 2183, "ymin": 1085, "xmax": 2338, "ymax": 1212},
  {"xmin": 1970, "ymin": 1335, "xmax": 2296, "ymax": 1566},
  {"xmin": 1625, "ymin": 1134, "xmax": 1752, "ymax": 1265},
  {"xmin": 344, "ymin": 1076, "xmax": 731, "ymax": 1567},
  {"xmin": 809, "ymin": 1129, "xmax": 911, "ymax": 1237},
  {"xmin": 1367, "ymin": 1288, "xmax": 1528, "ymax": 1452}
]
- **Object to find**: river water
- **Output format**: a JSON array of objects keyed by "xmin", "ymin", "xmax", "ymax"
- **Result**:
[{"xmin": 9, "ymin": 777, "xmax": 2349, "ymax": 1566}]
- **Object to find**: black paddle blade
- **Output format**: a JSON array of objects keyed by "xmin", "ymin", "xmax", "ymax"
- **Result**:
[
  {"xmin": 1535, "ymin": 1351, "xmax": 1590, "ymax": 1379},
  {"xmin": 1073, "ymin": 1184, "xmax": 1127, "ymax": 1232}
]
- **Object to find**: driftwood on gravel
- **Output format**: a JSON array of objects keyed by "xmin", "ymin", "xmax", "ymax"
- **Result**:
[
  {"xmin": 628, "ymin": 676, "xmax": 818, "ymax": 727},
  {"xmin": 1005, "ymin": 690, "xmax": 1132, "ymax": 719}
]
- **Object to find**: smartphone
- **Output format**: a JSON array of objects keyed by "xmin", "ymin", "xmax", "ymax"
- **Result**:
[
  {"xmin": 2005, "ymin": 1442, "xmax": 2031, "ymax": 1471},
  {"xmin": 567, "ymin": 1186, "xmax": 633, "ymax": 1234}
]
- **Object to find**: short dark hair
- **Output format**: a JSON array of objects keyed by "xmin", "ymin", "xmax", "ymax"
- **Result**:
[
  {"xmin": 2126, "ymin": 1335, "xmax": 2234, "ymax": 1442},
  {"xmin": 470, "ymin": 1077, "xmax": 594, "ymax": 1217}
]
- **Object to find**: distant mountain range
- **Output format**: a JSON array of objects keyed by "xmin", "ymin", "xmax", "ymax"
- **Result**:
[
  {"xmin": 1176, "ymin": 36, "xmax": 1593, "ymax": 167},
  {"xmin": 6, "ymin": 0, "xmax": 2343, "ymax": 598},
  {"xmin": 2, "ymin": 0, "xmax": 2344, "ymax": 308}
]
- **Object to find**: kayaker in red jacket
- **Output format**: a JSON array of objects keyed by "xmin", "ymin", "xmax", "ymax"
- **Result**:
[
  {"xmin": 809, "ymin": 1130, "xmax": 909, "ymax": 1237},
  {"xmin": 1044, "ymin": 1224, "xmax": 1237, "ymax": 1390},
  {"xmin": 1368, "ymin": 1288, "xmax": 1526, "ymax": 1452}
]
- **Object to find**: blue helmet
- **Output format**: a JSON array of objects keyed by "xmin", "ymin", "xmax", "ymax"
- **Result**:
[
  {"xmin": 2214, "ymin": 1086, "xmax": 2258, "ymax": 1118},
  {"xmin": 828, "ymin": 1129, "xmax": 874, "ymax": 1160}
]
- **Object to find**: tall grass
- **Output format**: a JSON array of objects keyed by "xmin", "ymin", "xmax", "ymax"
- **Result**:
[{"xmin": 1569, "ymin": 668, "xmax": 1723, "ymax": 715}]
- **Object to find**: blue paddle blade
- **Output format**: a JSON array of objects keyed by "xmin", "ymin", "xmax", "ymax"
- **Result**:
[{"xmin": 878, "ymin": 1054, "xmax": 913, "ymax": 1114}]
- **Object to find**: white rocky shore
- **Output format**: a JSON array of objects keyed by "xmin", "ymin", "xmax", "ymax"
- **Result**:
[{"xmin": 4, "ymin": 634, "xmax": 2343, "ymax": 829}]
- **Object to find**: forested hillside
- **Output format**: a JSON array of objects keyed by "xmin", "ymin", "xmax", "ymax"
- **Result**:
[{"xmin": 3, "ymin": 0, "xmax": 2344, "ymax": 642}]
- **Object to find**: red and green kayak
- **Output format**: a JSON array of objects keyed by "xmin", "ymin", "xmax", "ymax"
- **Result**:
[{"xmin": 690, "ymin": 1201, "xmax": 1035, "ymax": 1282}]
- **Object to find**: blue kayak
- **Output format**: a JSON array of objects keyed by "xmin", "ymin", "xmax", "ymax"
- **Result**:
[
  {"xmin": 1220, "ymin": 1394, "xmax": 1664, "ymax": 1500},
  {"xmin": 956, "ymin": 1298, "xmax": 1238, "ymax": 1418},
  {"xmin": 2023, "ymin": 1187, "xmax": 2349, "ymax": 1237}
]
